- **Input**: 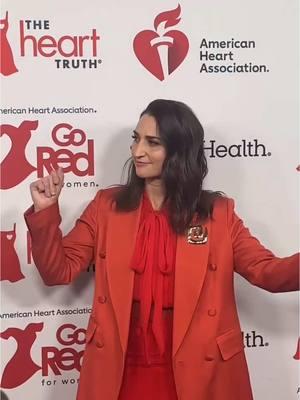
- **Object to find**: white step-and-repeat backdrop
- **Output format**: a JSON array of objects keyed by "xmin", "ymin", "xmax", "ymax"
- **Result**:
[{"xmin": 1, "ymin": 1, "xmax": 299, "ymax": 399}]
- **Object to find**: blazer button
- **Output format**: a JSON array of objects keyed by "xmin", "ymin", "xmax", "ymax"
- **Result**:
[
  {"xmin": 96, "ymin": 341, "xmax": 104, "ymax": 348},
  {"xmin": 98, "ymin": 295, "xmax": 107, "ymax": 304},
  {"xmin": 205, "ymin": 355, "xmax": 214, "ymax": 361},
  {"xmin": 99, "ymin": 252, "xmax": 106, "ymax": 259},
  {"xmin": 208, "ymin": 308, "xmax": 217, "ymax": 317},
  {"xmin": 209, "ymin": 263, "xmax": 217, "ymax": 271}
]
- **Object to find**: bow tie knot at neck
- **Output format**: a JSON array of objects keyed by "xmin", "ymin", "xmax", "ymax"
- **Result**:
[{"xmin": 132, "ymin": 212, "xmax": 174, "ymax": 275}]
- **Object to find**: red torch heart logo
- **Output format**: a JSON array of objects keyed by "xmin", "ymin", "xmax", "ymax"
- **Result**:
[{"xmin": 133, "ymin": 4, "xmax": 189, "ymax": 81}]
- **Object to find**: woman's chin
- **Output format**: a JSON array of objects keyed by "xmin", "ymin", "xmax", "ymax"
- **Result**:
[
  {"xmin": 134, "ymin": 166, "xmax": 162, "ymax": 180},
  {"xmin": 136, "ymin": 174, "xmax": 163, "ymax": 183},
  {"xmin": 136, "ymin": 172, "xmax": 150, "ymax": 179}
]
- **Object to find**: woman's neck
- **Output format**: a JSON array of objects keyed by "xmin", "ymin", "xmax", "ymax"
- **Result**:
[{"xmin": 145, "ymin": 178, "xmax": 166, "ymax": 211}]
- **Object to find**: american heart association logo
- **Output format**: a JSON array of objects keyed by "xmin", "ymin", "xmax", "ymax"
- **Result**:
[{"xmin": 133, "ymin": 4, "xmax": 189, "ymax": 81}]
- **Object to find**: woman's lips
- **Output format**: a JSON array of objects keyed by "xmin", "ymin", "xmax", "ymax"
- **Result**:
[{"xmin": 135, "ymin": 161, "xmax": 151, "ymax": 167}]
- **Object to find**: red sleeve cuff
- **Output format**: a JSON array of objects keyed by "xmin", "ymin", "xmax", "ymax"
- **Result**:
[{"xmin": 24, "ymin": 202, "xmax": 61, "ymax": 231}]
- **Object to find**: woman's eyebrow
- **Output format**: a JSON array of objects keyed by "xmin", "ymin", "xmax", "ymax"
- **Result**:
[{"xmin": 133, "ymin": 130, "xmax": 161, "ymax": 140}]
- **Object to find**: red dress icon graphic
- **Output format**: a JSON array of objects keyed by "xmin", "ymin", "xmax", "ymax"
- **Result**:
[
  {"xmin": 0, "ymin": 121, "xmax": 38, "ymax": 189},
  {"xmin": 133, "ymin": 5, "xmax": 189, "ymax": 81},
  {"xmin": 0, "ymin": 323, "xmax": 43, "ymax": 388},
  {"xmin": 0, "ymin": 11, "xmax": 18, "ymax": 76},
  {"xmin": 0, "ymin": 224, "xmax": 24, "ymax": 282}
]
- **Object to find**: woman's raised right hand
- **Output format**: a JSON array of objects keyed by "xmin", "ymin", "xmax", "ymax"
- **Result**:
[{"xmin": 30, "ymin": 168, "xmax": 64, "ymax": 212}]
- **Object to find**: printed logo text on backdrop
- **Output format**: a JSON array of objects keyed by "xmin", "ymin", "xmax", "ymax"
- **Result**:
[{"xmin": 0, "ymin": 11, "xmax": 101, "ymax": 73}]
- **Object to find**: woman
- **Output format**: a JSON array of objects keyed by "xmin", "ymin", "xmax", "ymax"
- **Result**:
[{"xmin": 25, "ymin": 99, "xmax": 299, "ymax": 400}]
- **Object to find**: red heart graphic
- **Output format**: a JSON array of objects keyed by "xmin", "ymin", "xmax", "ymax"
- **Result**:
[{"xmin": 133, "ymin": 29, "xmax": 189, "ymax": 81}]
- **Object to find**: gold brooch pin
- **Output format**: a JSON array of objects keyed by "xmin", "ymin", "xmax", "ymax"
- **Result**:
[{"xmin": 187, "ymin": 225, "xmax": 208, "ymax": 244}]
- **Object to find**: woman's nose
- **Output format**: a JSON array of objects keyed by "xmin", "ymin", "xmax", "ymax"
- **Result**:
[{"xmin": 132, "ymin": 141, "xmax": 146, "ymax": 157}]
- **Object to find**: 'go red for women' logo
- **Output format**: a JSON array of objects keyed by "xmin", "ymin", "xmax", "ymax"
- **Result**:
[
  {"xmin": 133, "ymin": 4, "xmax": 189, "ymax": 81},
  {"xmin": 0, "ymin": 120, "xmax": 95, "ymax": 189},
  {"xmin": 1, "ymin": 322, "xmax": 86, "ymax": 388}
]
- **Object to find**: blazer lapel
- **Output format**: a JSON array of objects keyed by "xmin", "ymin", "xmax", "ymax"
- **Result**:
[
  {"xmin": 173, "ymin": 218, "xmax": 211, "ymax": 357},
  {"xmin": 106, "ymin": 204, "xmax": 142, "ymax": 354}
]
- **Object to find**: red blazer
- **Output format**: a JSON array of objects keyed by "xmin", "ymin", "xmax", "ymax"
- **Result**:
[{"xmin": 25, "ymin": 188, "xmax": 299, "ymax": 400}]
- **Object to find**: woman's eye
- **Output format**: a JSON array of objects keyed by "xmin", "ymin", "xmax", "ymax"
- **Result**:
[
  {"xmin": 149, "ymin": 141, "xmax": 159, "ymax": 146},
  {"xmin": 131, "ymin": 135, "xmax": 138, "ymax": 142}
]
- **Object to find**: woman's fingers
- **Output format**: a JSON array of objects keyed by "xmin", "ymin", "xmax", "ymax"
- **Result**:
[
  {"xmin": 45, "ymin": 167, "xmax": 64, "ymax": 197},
  {"xmin": 30, "ymin": 179, "xmax": 45, "ymax": 194},
  {"xmin": 36, "ymin": 180, "xmax": 46, "ymax": 194},
  {"xmin": 42, "ymin": 176, "xmax": 52, "ymax": 198},
  {"xmin": 51, "ymin": 167, "xmax": 64, "ymax": 189},
  {"xmin": 57, "ymin": 167, "xmax": 64, "ymax": 186},
  {"xmin": 30, "ymin": 168, "xmax": 64, "ymax": 212},
  {"xmin": 30, "ymin": 168, "xmax": 64, "ymax": 203},
  {"xmin": 51, "ymin": 169, "xmax": 60, "ymax": 185},
  {"xmin": 48, "ymin": 174, "xmax": 56, "ymax": 197}
]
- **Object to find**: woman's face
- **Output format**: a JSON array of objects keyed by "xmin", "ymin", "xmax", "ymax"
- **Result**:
[{"xmin": 131, "ymin": 114, "xmax": 167, "ymax": 180}]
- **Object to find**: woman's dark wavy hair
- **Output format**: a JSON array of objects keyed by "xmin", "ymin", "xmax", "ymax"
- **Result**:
[{"xmin": 113, "ymin": 99, "xmax": 223, "ymax": 234}]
